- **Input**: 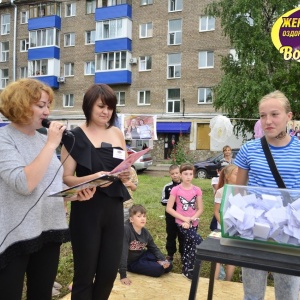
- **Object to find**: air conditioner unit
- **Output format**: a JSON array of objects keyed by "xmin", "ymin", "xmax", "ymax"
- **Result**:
[
  {"xmin": 57, "ymin": 77, "xmax": 65, "ymax": 83},
  {"xmin": 129, "ymin": 57, "xmax": 137, "ymax": 64}
]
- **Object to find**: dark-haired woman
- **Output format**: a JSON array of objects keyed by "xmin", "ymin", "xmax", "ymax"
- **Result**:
[{"xmin": 61, "ymin": 83, "xmax": 130, "ymax": 300}]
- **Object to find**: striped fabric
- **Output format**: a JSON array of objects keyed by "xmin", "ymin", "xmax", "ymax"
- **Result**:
[{"xmin": 234, "ymin": 136, "xmax": 300, "ymax": 189}]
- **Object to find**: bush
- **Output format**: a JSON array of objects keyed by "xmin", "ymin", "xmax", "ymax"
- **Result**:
[{"xmin": 170, "ymin": 138, "xmax": 196, "ymax": 165}]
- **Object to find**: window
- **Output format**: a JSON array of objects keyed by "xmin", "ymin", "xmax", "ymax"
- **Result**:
[
  {"xmin": 199, "ymin": 51, "xmax": 214, "ymax": 68},
  {"xmin": 64, "ymin": 63, "xmax": 74, "ymax": 76},
  {"xmin": 168, "ymin": 19, "xmax": 182, "ymax": 45},
  {"xmin": 96, "ymin": 51, "xmax": 127, "ymax": 71},
  {"xmin": 1, "ymin": 14, "xmax": 10, "ymax": 35},
  {"xmin": 138, "ymin": 90, "xmax": 150, "ymax": 105},
  {"xmin": 85, "ymin": 30, "xmax": 95, "ymax": 44},
  {"xmin": 168, "ymin": 53, "xmax": 181, "ymax": 78},
  {"xmin": 116, "ymin": 91, "xmax": 125, "ymax": 106},
  {"xmin": 63, "ymin": 94, "xmax": 74, "ymax": 107},
  {"xmin": 0, "ymin": 42, "xmax": 9, "ymax": 62},
  {"xmin": 107, "ymin": 0, "xmax": 127, "ymax": 5},
  {"xmin": 29, "ymin": 28, "xmax": 59, "ymax": 48},
  {"xmin": 20, "ymin": 11, "xmax": 29, "ymax": 24},
  {"xmin": 169, "ymin": 0, "xmax": 182, "ymax": 12},
  {"xmin": 96, "ymin": 19, "xmax": 125, "ymax": 40},
  {"xmin": 0, "ymin": 68, "xmax": 8, "ymax": 89},
  {"xmin": 64, "ymin": 33, "xmax": 75, "ymax": 47},
  {"xmin": 20, "ymin": 66, "xmax": 28, "ymax": 78},
  {"xmin": 198, "ymin": 88, "xmax": 212, "ymax": 104},
  {"xmin": 29, "ymin": 59, "xmax": 48, "ymax": 76},
  {"xmin": 139, "ymin": 56, "xmax": 152, "ymax": 71},
  {"xmin": 86, "ymin": 0, "xmax": 96, "ymax": 14},
  {"xmin": 98, "ymin": 0, "xmax": 126, "ymax": 6},
  {"xmin": 167, "ymin": 88, "xmax": 180, "ymax": 113},
  {"xmin": 85, "ymin": 61, "xmax": 95, "ymax": 75},
  {"xmin": 29, "ymin": 2, "xmax": 61, "ymax": 18},
  {"xmin": 199, "ymin": 16, "xmax": 215, "ymax": 31},
  {"xmin": 140, "ymin": 22, "xmax": 153, "ymax": 38},
  {"xmin": 140, "ymin": 0, "xmax": 153, "ymax": 5},
  {"xmin": 20, "ymin": 39, "xmax": 29, "ymax": 52},
  {"xmin": 65, "ymin": 3, "xmax": 76, "ymax": 17}
]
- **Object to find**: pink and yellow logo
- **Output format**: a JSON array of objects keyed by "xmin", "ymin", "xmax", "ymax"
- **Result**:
[{"xmin": 271, "ymin": 7, "xmax": 300, "ymax": 61}]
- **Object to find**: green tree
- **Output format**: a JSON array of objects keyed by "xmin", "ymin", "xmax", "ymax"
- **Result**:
[{"xmin": 206, "ymin": 0, "xmax": 300, "ymax": 136}]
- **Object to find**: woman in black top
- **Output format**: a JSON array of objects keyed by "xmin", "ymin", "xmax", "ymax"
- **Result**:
[{"xmin": 62, "ymin": 84, "xmax": 130, "ymax": 300}]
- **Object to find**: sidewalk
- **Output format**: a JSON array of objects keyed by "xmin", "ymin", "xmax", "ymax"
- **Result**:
[
  {"xmin": 142, "ymin": 163, "xmax": 171, "ymax": 177},
  {"xmin": 147, "ymin": 163, "xmax": 172, "ymax": 171}
]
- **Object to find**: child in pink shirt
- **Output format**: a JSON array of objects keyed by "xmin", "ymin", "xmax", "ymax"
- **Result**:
[{"xmin": 166, "ymin": 163, "xmax": 204, "ymax": 280}]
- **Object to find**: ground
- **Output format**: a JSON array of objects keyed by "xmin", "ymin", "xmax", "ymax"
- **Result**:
[{"xmin": 60, "ymin": 272, "xmax": 278, "ymax": 300}]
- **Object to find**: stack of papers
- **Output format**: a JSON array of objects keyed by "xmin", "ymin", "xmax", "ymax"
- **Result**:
[{"xmin": 222, "ymin": 190, "xmax": 300, "ymax": 246}]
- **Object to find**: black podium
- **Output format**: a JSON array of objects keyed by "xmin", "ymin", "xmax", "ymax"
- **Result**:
[{"xmin": 188, "ymin": 237, "xmax": 300, "ymax": 300}]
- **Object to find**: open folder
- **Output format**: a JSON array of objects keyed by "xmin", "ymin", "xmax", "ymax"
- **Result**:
[{"xmin": 49, "ymin": 148, "xmax": 150, "ymax": 198}]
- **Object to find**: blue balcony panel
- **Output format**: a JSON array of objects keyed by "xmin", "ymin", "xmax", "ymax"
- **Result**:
[
  {"xmin": 33, "ymin": 76, "xmax": 59, "ymax": 89},
  {"xmin": 28, "ymin": 47, "xmax": 60, "ymax": 60},
  {"xmin": 95, "ymin": 70, "xmax": 131, "ymax": 85},
  {"xmin": 95, "ymin": 4, "xmax": 132, "ymax": 21},
  {"xmin": 28, "ymin": 15, "xmax": 61, "ymax": 30},
  {"xmin": 95, "ymin": 38, "xmax": 131, "ymax": 53}
]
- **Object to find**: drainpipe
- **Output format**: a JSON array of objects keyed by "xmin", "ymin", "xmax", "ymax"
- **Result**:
[{"xmin": 11, "ymin": 0, "xmax": 17, "ymax": 81}]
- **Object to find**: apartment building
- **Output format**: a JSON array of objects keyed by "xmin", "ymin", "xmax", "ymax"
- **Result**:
[{"xmin": 0, "ymin": 0, "xmax": 239, "ymax": 160}]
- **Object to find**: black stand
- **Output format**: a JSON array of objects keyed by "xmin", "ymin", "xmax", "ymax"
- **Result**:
[{"xmin": 188, "ymin": 238, "xmax": 300, "ymax": 300}]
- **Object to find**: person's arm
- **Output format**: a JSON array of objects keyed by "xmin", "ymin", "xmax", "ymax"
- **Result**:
[
  {"xmin": 214, "ymin": 202, "xmax": 221, "ymax": 224},
  {"xmin": 61, "ymin": 145, "xmax": 109, "ymax": 187},
  {"xmin": 124, "ymin": 168, "xmax": 138, "ymax": 191},
  {"xmin": 119, "ymin": 226, "xmax": 131, "ymax": 284},
  {"xmin": 191, "ymin": 194, "xmax": 204, "ymax": 221},
  {"xmin": 166, "ymin": 194, "xmax": 191, "ymax": 224},
  {"xmin": 161, "ymin": 184, "xmax": 169, "ymax": 206},
  {"xmin": 145, "ymin": 230, "xmax": 170, "ymax": 269},
  {"xmin": 24, "ymin": 122, "xmax": 67, "ymax": 192},
  {"xmin": 214, "ymin": 189, "xmax": 222, "ymax": 224},
  {"xmin": 236, "ymin": 167, "xmax": 249, "ymax": 186}
]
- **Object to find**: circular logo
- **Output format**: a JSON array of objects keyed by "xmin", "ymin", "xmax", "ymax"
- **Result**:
[{"xmin": 271, "ymin": 7, "xmax": 300, "ymax": 61}]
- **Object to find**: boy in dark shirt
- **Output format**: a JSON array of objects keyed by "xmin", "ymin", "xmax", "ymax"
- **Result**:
[
  {"xmin": 119, "ymin": 205, "xmax": 172, "ymax": 285},
  {"xmin": 161, "ymin": 164, "xmax": 184, "ymax": 261}
]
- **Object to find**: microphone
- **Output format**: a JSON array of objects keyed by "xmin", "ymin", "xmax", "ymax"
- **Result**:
[{"xmin": 41, "ymin": 119, "xmax": 74, "ymax": 137}]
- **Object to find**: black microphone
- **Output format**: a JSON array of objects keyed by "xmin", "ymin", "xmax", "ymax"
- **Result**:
[{"xmin": 41, "ymin": 119, "xmax": 74, "ymax": 137}]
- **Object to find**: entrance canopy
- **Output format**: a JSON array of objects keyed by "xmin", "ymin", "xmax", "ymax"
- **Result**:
[{"xmin": 157, "ymin": 122, "xmax": 191, "ymax": 133}]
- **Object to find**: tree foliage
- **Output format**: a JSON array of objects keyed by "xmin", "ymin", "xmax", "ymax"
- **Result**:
[{"xmin": 206, "ymin": 0, "xmax": 300, "ymax": 135}]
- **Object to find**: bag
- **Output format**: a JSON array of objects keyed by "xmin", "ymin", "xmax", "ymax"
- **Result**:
[{"xmin": 209, "ymin": 215, "xmax": 218, "ymax": 231}]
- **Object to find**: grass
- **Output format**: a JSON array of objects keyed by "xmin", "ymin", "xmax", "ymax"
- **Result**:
[{"xmin": 54, "ymin": 174, "xmax": 273, "ymax": 298}]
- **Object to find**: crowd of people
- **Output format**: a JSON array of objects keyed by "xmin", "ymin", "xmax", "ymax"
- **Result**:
[{"xmin": 0, "ymin": 78, "xmax": 298, "ymax": 300}]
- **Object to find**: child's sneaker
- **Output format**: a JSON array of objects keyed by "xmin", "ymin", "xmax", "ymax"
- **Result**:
[{"xmin": 182, "ymin": 269, "xmax": 193, "ymax": 280}]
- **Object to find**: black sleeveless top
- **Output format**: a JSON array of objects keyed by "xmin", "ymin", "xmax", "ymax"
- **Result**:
[{"xmin": 63, "ymin": 127, "xmax": 130, "ymax": 201}]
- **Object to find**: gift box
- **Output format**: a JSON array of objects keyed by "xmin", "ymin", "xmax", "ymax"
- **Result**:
[{"xmin": 220, "ymin": 184, "xmax": 300, "ymax": 248}]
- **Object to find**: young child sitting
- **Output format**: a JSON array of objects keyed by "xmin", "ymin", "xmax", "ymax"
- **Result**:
[{"xmin": 119, "ymin": 205, "xmax": 173, "ymax": 285}]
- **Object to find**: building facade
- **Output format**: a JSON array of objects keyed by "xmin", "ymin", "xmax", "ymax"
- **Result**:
[{"xmin": 0, "ymin": 0, "xmax": 244, "ymax": 162}]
